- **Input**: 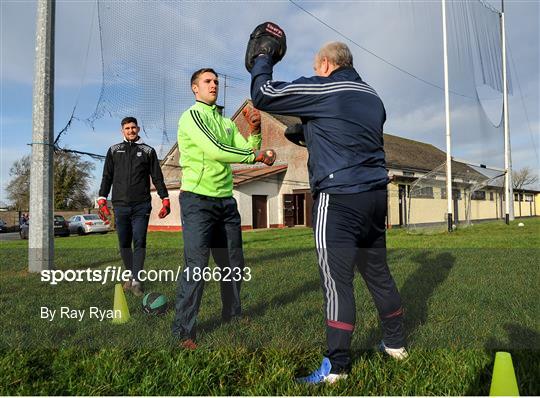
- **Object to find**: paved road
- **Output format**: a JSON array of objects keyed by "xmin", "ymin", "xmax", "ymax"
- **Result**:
[{"xmin": 0, "ymin": 232, "xmax": 21, "ymax": 241}]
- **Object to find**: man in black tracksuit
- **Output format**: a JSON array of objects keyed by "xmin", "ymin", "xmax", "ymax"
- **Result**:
[
  {"xmin": 98, "ymin": 116, "xmax": 171, "ymax": 296},
  {"xmin": 250, "ymin": 42, "xmax": 407, "ymax": 383}
]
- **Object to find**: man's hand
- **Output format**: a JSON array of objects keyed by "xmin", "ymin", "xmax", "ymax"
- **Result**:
[
  {"xmin": 158, "ymin": 198, "xmax": 171, "ymax": 219},
  {"xmin": 254, "ymin": 149, "xmax": 276, "ymax": 166},
  {"xmin": 97, "ymin": 198, "xmax": 111, "ymax": 224},
  {"xmin": 284, "ymin": 123, "xmax": 306, "ymax": 147},
  {"xmin": 245, "ymin": 22, "xmax": 287, "ymax": 72},
  {"xmin": 242, "ymin": 107, "xmax": 261, "ymax": 133}
]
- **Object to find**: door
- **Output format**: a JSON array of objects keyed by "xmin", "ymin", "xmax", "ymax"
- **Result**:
[
  {"xmin": 398, "ymin": 185, "xmax": 407, "ymax": 226},
  {"xmin": 252, "ymin": 195, "xmax": 268, "ymax": 229},
  {"xmin": 452, "ymin": 189, "xmax": 459, "ymax": 223},
  {"xmin": 294, "ymin": 194, "xmax": 305, "ymax": 226},
  {"xmin": 305, "ymin": 193, "xmax": 313, "ymax": 228},
  {"xmin": 292, "ymin": 189, "xmax": 313, "ymax": 227},
  {"xmin": 283, "ymin": 194, "xmax": 295, "ymax": 227}
]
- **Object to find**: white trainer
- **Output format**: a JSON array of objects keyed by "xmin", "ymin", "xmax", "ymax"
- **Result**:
[{"xmin": 379, "ymin": 341, "xmax": 409, "ymax": 360}]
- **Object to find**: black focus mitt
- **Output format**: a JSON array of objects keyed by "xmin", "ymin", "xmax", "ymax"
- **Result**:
[
  {"xmin": 245, "ymin": 22, "xmax": 287, "ymax": 72},
  {"xmin": 284, "ymin": 124, "xmax": 306, "ymax": 147}
]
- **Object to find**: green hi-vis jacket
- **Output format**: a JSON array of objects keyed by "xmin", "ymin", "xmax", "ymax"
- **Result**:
[{"xmin": 177, "ymin": 101, "xmax": 261, "ymax": 197}]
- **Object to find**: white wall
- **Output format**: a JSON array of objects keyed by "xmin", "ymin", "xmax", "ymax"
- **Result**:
[
  {"xmin": 150, "ymin": 175, "xmax": 283, "ymax": 229},
  {"xmin": 149, "ymin": 189, "xmax": 181, "ymax": 227},
  {"xmin": 235, "ymin": 176, "xmax": 281, "ymax": 227}
]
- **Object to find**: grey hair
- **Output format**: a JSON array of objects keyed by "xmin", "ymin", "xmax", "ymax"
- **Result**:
[{"xmin": 316, "ymin": 42, "xmax": 353, "ymax": 68}]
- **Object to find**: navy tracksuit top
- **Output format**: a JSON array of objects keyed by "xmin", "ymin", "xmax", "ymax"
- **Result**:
[{"xmin": 250, "ymin": 55, "xmax": 389, "ymax": 195}]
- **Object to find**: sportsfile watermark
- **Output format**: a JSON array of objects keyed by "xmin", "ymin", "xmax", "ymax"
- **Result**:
[{"xmin": 40, "ymin": 265, "xmax": 252, "ymax": 285}]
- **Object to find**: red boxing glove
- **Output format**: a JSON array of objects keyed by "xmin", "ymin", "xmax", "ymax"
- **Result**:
[
  {"xmin": 158, "ymin": 198, "xmax": 170, "ymax": 219},
  {"xmin": 97, "ymin": 198, "xmax": 111, "ymax": 224},
  {"xmin": 242, "ymin": 107, "xmax": 261, "ymax": 133},
  {"xmin": 254, "ymin": 149, "xmax": 276, "ymax": 166}
]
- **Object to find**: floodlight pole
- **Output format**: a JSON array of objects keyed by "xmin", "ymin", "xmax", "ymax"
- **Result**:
[
  {"xmin": 501, "ymin": 0, "xmax": 514, "ymax": 224},
  {"xmin": 29, "ymin": 0, "xmax": 55, "ymax": 272},
  {"xmin": 442, "ymin": 0, "xmax": 453, "ymax": 232}
]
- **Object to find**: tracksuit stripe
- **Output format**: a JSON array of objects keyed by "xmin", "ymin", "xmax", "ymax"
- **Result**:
[
  {"xmin": 261, "ymin": 85, "xmax": 379, "ymax": 98},
  {"xmin": 316, "ymin": 193, "xmax": 338, "ymax": 321},
  {"xmin": 263, "ymin": 79, "xmax": 376, "ymax": 89},
  {"xmin": 190, "ymin": 110, "xmax": 253, "ymax": 156},
  {"xmin": 320, "ymin": 193, "xmax": 332, "ymax": 319},
  {"xmin": 263, "ymin": 80, "xmax": 378, "ymax": 95},
  {"xmin": 327, "ymin": 319, "xmax": 355, "ymax": 332},
  {"xmin": 383, "ymin": 307, "xmax": 404, "ymax": 318},
  {"xmin": 316, "ymin": 194, "xmax": 332, "ymax": 319},
  {"xmin": 324, "ymin": 194, "xmax": 335, "ymax": 320},
  {"xmin": 191, "ymin": 110, "xmax": 252, "ymax": 156},
  {"xmin": 323, "ymin": 193, "xmax": 338, "ymax": 320}
]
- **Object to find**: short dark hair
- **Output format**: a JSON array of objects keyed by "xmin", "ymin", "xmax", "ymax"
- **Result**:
[
  {"xmin": 191, "ymin": 68, "xmax": 218, "ymax": 86},
  {"xmin": 121, "ymin": 116, "xmax": 138, "ymax": 126}
]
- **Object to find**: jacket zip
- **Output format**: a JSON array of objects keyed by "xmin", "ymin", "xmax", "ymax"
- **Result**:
[{"xmin": 127, "ymin": 142, "xmax": 132, "ymax": 189}]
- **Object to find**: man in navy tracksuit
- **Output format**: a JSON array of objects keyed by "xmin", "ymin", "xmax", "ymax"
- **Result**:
[{"xmin": 250, "ymin": 42, "xmax": 407, "ymax": 383}]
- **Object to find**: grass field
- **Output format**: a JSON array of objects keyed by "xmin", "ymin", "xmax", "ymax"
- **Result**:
[{"xmin": 1, "ymin": 218, "xmax": 539, "ymax": 395}]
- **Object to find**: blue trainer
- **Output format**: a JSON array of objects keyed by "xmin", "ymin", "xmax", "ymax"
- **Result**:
[{"xmin": 296, "ymin": 357, "xmax": 348, "ymax": 384}]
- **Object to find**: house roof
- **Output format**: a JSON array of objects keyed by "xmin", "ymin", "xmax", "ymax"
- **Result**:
[
  {"xmin": 233, "ymin": 165, "xmax": 288, "ymax": 186},
  {"xmin": 383, "ymin": 134, "xmax": 485, "ymax": 180}
]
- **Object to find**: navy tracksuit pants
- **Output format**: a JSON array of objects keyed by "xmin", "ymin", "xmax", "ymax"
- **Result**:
[
  {"xmin": 114, "ymin": 201, "xmax": 152, "ymax": 282},
  {"xmin": 172, "ymin": 191, "xmax": 244, "ymax": 340},
  {"xmin": 313, "ymin": 190, "xmax": 405, "ymax": 373}
]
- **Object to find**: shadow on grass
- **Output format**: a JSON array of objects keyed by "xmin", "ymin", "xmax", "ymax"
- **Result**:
[
  {"xmin": 355, "ymin": 250, "xmax": 455, "ymax": 352},
  {"xmin": 244, "ymin": 230, "xmax": 313, "ymax": 244},
  {"xmin": 243, "ymin": 247, "xmax": 314, "ymax": 265},
  {"xmin": 197, "ymin": 277, "xmax": 321, "ymax": 335},
  {"xmin": 466, "ymin": 324, "xmax": 540, "ymax": 395}
]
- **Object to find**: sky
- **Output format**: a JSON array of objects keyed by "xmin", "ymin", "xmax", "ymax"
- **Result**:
[{"xmin": 1, "ymin": 0, "xmax": 539, "ymax": 206}]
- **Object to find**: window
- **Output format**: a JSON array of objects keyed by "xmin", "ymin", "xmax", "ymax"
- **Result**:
[
  {"xmin": 441, "ymin": 188, "xmax": 461, "ymax": 200},
  {"xmin": 415, "ymin": 186, "xmax": 434, "ymax": 198},
  {"xmin": 489, "ymin": 192, "xmax": 494, "ymax": 201},
  {"xmin": 524, "ymin": 194, "xmax": 533, "ymax": 202},
  {"xmin": 471, "ymin": 191, "xmax": 486, "ymax": 200},
  {"xmin": 83, "ymin": 214, "xmax": 100, "ymax": 220}
]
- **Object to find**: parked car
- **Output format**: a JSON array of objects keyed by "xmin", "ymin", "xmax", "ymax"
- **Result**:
[
  {"xmin": 68, "ymin": 214, "xmax": 110, "ymax": 235},
  {"xmin": 19, "ymin": 215, "xmax": 70, "ymax": 239},
  {"xmin": 0, "ymin": 219, "xmax": 6, "ymax": 233},
  {"xmin": 54, "ymin": 215, "xmax": 70, "ymax": 237}
]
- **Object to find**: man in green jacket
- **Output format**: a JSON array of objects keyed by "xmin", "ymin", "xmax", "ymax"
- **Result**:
[{"xmin": 172, "ymin": 68, "xmax": 276, "ymax": 349}]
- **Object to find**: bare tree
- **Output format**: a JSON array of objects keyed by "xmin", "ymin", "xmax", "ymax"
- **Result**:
[
  {"xmin": 5, "ymin": 156, "xmax": 31, "ymax": 210},
  {"xmin": 5, "ymin": 152, "xmax": 95, "ymax": 210},
  {"xmin": 512, "ymin": 167, "xmax": 539, "ymax": 191}
]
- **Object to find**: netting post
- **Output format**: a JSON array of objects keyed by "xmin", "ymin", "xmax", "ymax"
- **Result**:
[
  {"xmin": 442, "ymin": 0, "xmax": 454, "ymax": 233},
  {"xmin": 29, "ymin": 0, "xmax": 55, "ymax": 272},
  {"xmin": 501, "ymin": 1, "xmax": 514, "ymax": 224}
]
